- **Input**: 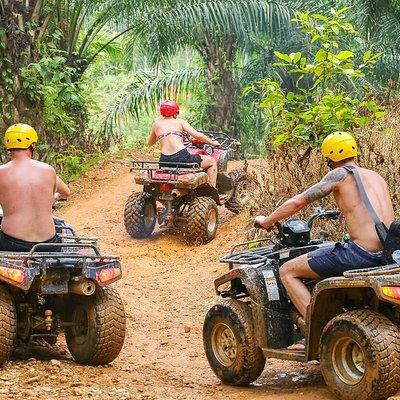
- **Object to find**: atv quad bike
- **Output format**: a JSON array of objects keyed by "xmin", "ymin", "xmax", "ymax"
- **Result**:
[
  {"xmin": 203, "ymin": 208, "xmax": 400, "ymax": 400},
  {"xmin": 124, "ymin": 131, "xmax": 247, "ymax": 244},
  {"xmin": 0, "ymin": 213, "xmax": 126, "ymax": 366}
]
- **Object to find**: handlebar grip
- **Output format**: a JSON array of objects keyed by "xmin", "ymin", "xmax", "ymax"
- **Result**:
[
  {"xmin": 253, "ymin": 221, "xmax": 262, "ymax": 229},
  {"xmin": 325, "ymin": 210, "xmax": 341, "ymax": 218}
]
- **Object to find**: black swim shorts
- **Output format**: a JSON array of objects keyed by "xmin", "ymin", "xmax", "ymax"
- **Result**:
[
  {"xmin": 0, "ymin": 231, "xmax": 62, "ymax": 252},
  {"xmin": 307, "ymin": 241, "xmax": 382, "ymax": 279},
  {"xmin": 159, "ymin": 148, "xmax": 202, "ymax": 168}
]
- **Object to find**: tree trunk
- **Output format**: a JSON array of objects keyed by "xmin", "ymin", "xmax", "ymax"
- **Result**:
[
  {"xmin": 198, "ymin": 35, "xmax": 237, "ymax": 136},
  {"xmin": 0, "ymin": 1, "xmax": 45, "ymax": 134}
]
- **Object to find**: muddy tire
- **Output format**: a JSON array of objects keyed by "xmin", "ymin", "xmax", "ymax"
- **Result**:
[
  {"xmin": 186, "ymin": 196, "xmax": 218, "ymax": 244},
  {"xmin": 203, "ymin": 299, "xmax": 265, "ymax": 385},
  {"xmin": 225, "ymin": 169, "xmax": 247, "ymax": 214},
  {"xmin": 320, "ymin": 310, "xmax": 400, "ymax": 400},
  {"xmin": 0, "ymin": 285, "xmax": 16, "ymax": 365},
  {"xmin": 66, "ymin": 286, "xmax": 126, "ymax": 365},
  {"xmin": 124, "ymin": 192, "xmax": 156, "ymax": 238}
]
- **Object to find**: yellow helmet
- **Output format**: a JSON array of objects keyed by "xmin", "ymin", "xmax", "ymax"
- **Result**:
[
  {"xmin": 4, "ymin": 123, "xmax": 38, "ymax": 150},
  {"xmin": 321, "ymin": 132, "xmax": 358, "ymax": 162}
]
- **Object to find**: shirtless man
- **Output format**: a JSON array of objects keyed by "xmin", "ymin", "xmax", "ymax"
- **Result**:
[
  {"xmin": 255, "ymin": 132, "xmax": 394, "ymax": 318},
  {"xmin": 0, "ymin": 123, "xmax": 70, "ymax": 252},
  {"xmin": 147, "ymin": 100, "xmax": 220, "ymax": 187}
]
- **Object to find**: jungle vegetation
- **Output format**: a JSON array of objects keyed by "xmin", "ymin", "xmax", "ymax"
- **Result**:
[{"xmin": 1, "ymin": 0, "xmax": 400, "ymax": 176}]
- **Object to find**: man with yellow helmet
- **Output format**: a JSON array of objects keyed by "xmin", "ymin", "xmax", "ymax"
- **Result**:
[
  {"xmin": 255, "ymin": 132, "xmax": 394, "ymax": 324},
  {"xmin": 0, "ymin": 123, "xmax": 70, "ymax": 251}
]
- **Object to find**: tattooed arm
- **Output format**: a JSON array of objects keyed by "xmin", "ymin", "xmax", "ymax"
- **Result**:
[{"xmin": 256, "ymin": 168, "xmax": 347, "ymax": 229}]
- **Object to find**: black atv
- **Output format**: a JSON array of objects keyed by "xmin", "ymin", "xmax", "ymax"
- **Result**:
[
  {"xmin": 203, "ymin": 208, "xmax": 400, "ymax": 400},
  {"xmin": 0, "ymin": 214, "xmax": 126, "ymax": 366}
]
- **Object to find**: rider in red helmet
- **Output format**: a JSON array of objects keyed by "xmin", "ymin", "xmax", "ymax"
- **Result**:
[
  {"xmin": 159, "ymin": 100, "xmax": 180, "ymax": 118},
  {"xmin": 147, "ymin": 100, "xmax": 220, "ymax": 188}
]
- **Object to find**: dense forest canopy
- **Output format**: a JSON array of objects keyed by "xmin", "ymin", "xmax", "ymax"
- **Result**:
[{"xmin": 1, "ymin": 0, "xmax": 400, "ymax": 173}]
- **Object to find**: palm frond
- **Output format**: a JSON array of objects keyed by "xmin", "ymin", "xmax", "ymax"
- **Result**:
[
  {"xmin": 125, "ymin": 0, "xmax": 294, "ymax": 67},
  {"xmin": 101, "ymin": 68, "xmax": 204, "ymax": 138}
]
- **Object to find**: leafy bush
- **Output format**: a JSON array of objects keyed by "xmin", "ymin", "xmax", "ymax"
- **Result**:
[{"xmin": 247, "ymin": 8, "xmax": 385, "ymax": 148}]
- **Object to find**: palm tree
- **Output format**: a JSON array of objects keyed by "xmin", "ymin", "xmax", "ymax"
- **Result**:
[
  {"xmin": 0, "ymin": 0, "xmax": 132, "ymax": 133},
  {"xmin": 103, "ymin": 0, "xmax": 296, "ymax": 136}
]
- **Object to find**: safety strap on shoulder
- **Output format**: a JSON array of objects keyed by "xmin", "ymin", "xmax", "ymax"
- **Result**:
[{"xmin": 343, "ymin": 165, "xmax": 387, "ymax": 244}]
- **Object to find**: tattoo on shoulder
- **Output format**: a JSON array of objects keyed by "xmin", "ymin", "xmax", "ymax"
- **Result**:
[{"xmin": 303, "ymin": 168, "xmax": 347, "ymax": 203}]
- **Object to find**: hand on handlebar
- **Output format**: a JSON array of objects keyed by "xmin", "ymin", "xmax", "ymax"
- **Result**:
[{"xmin": 254, "ymin": 215, "xmax": 274, "ymax": 231}]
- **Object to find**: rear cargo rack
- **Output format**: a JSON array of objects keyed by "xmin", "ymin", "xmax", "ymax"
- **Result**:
[
  {"xmin": 0, "ymin": 240, "xmax": 118, "ymax": 263},
  {"xmin": 131, "ymin": 160, "xmax": 203, "ymax": 181},
  {"xmin": 132, "ymin": 160, "xmax": 202, "ymax": 172}
]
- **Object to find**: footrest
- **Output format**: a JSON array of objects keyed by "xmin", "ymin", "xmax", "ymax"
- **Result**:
[{"xmin": 262, "ymin": 348, "xmax": 306, "ymax": 362}]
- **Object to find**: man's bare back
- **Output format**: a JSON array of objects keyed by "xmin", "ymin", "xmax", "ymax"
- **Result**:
[
  {"xmin": 303, "ymin": 166, "xmax": 394, "ymax": 252},
  {"xmin": 331, "ymin": 167, "xmax": 393, "ymax": 251},
  {"xmin": 0, "ymin": 157, "xmax": 58, "ymax": 242}
]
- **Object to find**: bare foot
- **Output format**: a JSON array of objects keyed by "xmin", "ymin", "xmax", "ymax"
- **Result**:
[{"xmin": 288, "ymin": 339, "xmax": 305, "ymax": 351}]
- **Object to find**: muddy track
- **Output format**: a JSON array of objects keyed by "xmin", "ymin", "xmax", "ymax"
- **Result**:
[{"xmin": 0, "ymin": 153, "xmax": 336, "ymax": 400}]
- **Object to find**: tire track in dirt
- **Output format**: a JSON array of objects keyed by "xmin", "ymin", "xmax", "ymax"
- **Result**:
[{"xmin": 1, "ymin": 152, "xmax": 336, "ymax": 400}]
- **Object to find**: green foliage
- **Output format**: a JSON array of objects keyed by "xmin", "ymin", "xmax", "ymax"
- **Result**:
[
  {"xmin": 248, "ymin": 8, "xmax": 385, "ymax": 148},
  {"xmin": 21, "ymin": 51, "xmax": 88, "ymax": 137},
  {"xmin": 49, "ymin": 148, "xmax": 100, "ymax": 182}
]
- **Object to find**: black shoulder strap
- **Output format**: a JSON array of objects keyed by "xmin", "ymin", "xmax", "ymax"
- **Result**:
[{"xmin": 343, "ymin": 165, "xmax": 387, "ymax": 244}]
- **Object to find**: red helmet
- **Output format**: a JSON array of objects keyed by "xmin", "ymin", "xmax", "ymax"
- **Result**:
[{"xmin": 160, "ymin": 100, "xmax": 180, "ymax": 117}]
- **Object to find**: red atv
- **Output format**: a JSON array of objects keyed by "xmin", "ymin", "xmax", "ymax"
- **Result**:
[{"xmin": 124, "ymin": 131, "xmax": 247, "ymax": 244}]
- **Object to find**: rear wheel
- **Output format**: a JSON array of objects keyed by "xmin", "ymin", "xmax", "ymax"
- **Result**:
[
  {"xmin": 186, "ymin": 196, "xmax": 218, "ymax": 244},
  {"xmin": 124, "ymin": 192, "xmax": 156, "ymax": 238},
  {"xmin": 320, "ymin": 310, "xmax": 400, "ymax": 400},
  {"xmin": 65, "ymin": 287, "xmax": 126, "ymax": 365},
  {"xmin": 203, "ymin": 299, "xmax": 266, "ymax": 385},
  {"xmin": 0, "ymin": 285, "xmax": 16, "ymax": 365},
  {"xmin": 225, "ymin": 169, "xmax": 248, "ymax": 214}
]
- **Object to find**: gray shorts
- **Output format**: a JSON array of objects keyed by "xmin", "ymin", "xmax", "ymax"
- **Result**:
[{"xmin": 307, "ymin": 241, "xmax": 382, "ymax": 279}]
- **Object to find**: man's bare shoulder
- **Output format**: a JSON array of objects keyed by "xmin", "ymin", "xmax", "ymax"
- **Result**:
[
  {"xmin": 322, "ymin": 167, "xmax": 349, "ymax": 183},
  {"xmin": 359, "ymin": 166, "xmax": 387, "ymax": 182},
  {"xmin": 31, "ymin": 160, "xmax": 56, "ymax": 174},
  {"xmin": 0, "ymin": 161, "xmax": 12, "ymax": 173}
]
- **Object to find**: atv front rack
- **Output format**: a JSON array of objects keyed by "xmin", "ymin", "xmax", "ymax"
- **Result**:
[{"xmin": 220, "ymin": 237, "xmax": 275, "ymax": 265}]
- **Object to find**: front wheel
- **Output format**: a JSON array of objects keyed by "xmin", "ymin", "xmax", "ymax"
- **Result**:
[
  {"xmin": 203, "ymin": 299, "xmax": 266, "ymax": 385},
  {"xmin": 124, "ymin": 192, "xmax": 156, "ymax": 238},
  {"xmin": 65, "ymin": 287, "xmax": 126, "ymax": 365},
  {"xmin": 186, "ymin": 197, "xmax": 218, "ymax": 244},
  {"xmin": 320, "ymin": 310, "xmax": 400, "ymax": 400}
]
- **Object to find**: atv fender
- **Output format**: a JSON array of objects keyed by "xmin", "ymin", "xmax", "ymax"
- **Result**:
[
  {"xmin": 306, "ymin": 274, "xmax": 400, "ymax": 360},
  {"xmin": 214, "ymin": 263, "xmax": 294, "ymax": 349},
  {"xmin": 195, "ymin": 184, "xmax": 220, "ymax": 205}
]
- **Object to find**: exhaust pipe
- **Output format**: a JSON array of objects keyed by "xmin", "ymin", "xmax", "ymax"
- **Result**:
[
  {"xmin": 171, "ymin": 189, "xmax": 188, "ymax": 198},
  {"xmin": 69, "ymin": 279, "xmax": 96, "ymax": 296}
]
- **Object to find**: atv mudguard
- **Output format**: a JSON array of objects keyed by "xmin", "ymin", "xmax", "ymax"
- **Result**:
[
  {"xmin": 306, "ymin": 272, "xmax": 400, "ymax": 360},
  {"xmin": 214, "ymin": 262, "xmax": 294, "ymax": 349}
]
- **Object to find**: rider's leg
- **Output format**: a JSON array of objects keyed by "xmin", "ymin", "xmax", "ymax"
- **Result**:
[
  {"xmin": 200, "ymin": 155, "xmax": 217, "ymax": 187},
  {"xmin": 279, "ymin": 254, "xmax": 321, "ymax": 318}
]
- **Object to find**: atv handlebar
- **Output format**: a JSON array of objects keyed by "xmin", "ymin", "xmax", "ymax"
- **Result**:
[
  {"xmin": 254, "ymin": 208, "xmax": 340, "ymax": 231},
  {"xmin": 307, "ymin": 208, "xmax": 340, "ymax": 229},
  {"xmin": 185, "ymin": 130, "xmax": 239, "ymax": 151}
]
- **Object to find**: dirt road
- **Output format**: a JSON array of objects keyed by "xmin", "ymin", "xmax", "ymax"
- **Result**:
[{"xmin": 0, "ymin": 152, "xmax": 336, "ymax": 400}]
